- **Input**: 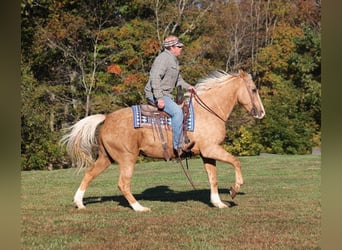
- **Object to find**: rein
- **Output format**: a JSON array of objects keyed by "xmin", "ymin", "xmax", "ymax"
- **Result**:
[
  {"xmin": 177, "ymin": 156, "xmax": 196, "ymax": 190},
  {"xmin": 190, "ymin": 89, "xmax": 226, "ymax": 123}
]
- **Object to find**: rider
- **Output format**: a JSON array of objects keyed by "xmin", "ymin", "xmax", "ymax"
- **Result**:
[{"xmin": 144, "ymin": 35, "xmax": 195, "ymax": 157}]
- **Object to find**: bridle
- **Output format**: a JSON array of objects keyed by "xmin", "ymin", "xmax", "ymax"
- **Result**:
[
  {"xmin": 189, "ymin": 77, "xmax": 259, "ymax": 121},
  {"xmin": 243, "ymin": 78, "xmax": 259, "ymax": 117}
]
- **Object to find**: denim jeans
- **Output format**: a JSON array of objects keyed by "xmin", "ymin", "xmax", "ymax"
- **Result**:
[
  {"xmin": 148, "ymin": 96, "xmax": 183, "ymax": 149},
  {"xmin": 163, "ymin": 96, "xmax": 184, "ymax": 149}
]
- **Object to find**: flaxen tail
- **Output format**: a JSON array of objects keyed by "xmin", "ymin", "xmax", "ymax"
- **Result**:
[{"xmin": 60, "ymin": 114, "xmax": 106, "ymax": 173}]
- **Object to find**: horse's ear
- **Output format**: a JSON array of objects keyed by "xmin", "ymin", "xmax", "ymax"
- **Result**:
[{"xmin": 238, "ymin": 69, "xmax": 246, "ymax": 78}]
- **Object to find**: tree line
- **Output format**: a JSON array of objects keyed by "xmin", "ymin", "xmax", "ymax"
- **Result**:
[{"xmin": 21, "ymin": 0, "xmax": 321, "ymax": 170}]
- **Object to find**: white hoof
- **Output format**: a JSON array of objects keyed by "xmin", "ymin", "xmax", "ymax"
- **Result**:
[
  {"xmin": 74, "ymin": 199, "xmax": 86, "ymax": 209},
  {"xmin": 212, "ymin": 201, "xmax": 228, "ymax": 208},
  {"xmin": 131, "ymin": 202, "xmax": 151, "ymax": 212},
  {"xmin": 74, "ymin": 188, "xmax": 86, "ymax": 209},
  {"xmin": 136, "ymin": 206, "xmax": 151, "ymax": 212},
  {"xmin": 210, "ymin": 193, "xmax": 227, "ymax": 208}
]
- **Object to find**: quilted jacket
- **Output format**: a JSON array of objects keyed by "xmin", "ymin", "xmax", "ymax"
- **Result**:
[{"xmin": 144, "ymin": 49, "xmax": 191, "ymax": 101}]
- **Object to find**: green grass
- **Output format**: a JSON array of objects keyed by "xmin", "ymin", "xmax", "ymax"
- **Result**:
[{"xmin": 21, "ymin": 155, "xmax": 321, "ymax": 249}]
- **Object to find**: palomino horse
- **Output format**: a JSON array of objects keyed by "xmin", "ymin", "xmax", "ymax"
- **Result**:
[{"xmin": 61, "ymin": 69, "xmax": 265, "ymax": 211}]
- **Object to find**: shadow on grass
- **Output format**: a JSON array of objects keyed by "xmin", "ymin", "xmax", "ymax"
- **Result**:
[{"xmin": 83, "ymin": 185, "xmax": 244, "ymax": 209}]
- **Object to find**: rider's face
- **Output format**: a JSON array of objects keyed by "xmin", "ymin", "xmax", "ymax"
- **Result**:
[{"xmin": 170, "ymin": 46, "xmax": 183, "ymax": 57}]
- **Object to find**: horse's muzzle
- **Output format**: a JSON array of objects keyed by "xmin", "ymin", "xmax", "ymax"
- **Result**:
[{"xmin": 251, "ymin": 106, "xmax": 265, "ymax": 119}]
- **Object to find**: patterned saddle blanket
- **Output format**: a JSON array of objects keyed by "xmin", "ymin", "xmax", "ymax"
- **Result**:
[{"xmin": 131, "ymin": 102, "xmax": 195, "ymax": 131}]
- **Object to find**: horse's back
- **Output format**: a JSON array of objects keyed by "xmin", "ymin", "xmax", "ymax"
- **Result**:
[
  {"xmin": 99, "ymin": 107, "xmax": 137, "ymax": 144},
  {"xmin": 106, "ymin": 107, "xmax": 132, "ymax": 122}
]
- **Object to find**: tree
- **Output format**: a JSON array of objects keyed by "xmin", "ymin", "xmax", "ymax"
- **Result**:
[
  {"xmin": 254, "ymin": 21, "xmax": 320, "ymax": 154},
  {"xmin": 288, "ymin": 25, "xmax": 321, "ymax": 129},
  {"xmin": 21, "ymin": 60, "xmax": 67, "ymax": 170},
  {"xmin": 32, "ymin": 0, "xmax": 123, "ymax": 117}
]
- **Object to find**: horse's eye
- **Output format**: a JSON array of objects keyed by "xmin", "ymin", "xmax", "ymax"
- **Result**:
[{"xmin": 252, "ymin": 88, "xmax": 257, "ymax": 93}]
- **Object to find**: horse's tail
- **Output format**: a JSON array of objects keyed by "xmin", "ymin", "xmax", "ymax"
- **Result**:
[{"xmin": 60, "ymin": 114, "xmax": 106, "ymax": 173}]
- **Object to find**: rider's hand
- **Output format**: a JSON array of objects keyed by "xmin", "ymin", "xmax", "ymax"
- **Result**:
[
  {"xmin": 188, "ymin": 86, "xmax": 196, "ymax": 93},
  {"xmin": 157, "ymin": 98, "xmax": 165, "ymax": 109}
]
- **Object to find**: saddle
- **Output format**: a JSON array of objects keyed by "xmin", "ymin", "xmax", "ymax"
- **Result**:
[
  {"xmin": 140, "ymin": 104, "xmax": 170, "ymax": 118},
  {"xmin": 142, "ymin": 86, "xmax": 192, "ymax": 161}
]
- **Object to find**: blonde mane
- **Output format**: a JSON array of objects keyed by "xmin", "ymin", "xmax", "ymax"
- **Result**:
[{"xmin": 195, "ymin": 70, "xmax": 237, "ymax": 94}]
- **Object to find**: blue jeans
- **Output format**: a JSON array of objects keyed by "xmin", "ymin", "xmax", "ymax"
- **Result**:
[{"xmin": 148, "ymin": 96, "xmax": 183, "ymax": 149}]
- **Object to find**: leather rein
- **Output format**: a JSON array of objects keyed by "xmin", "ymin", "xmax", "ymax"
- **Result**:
[{"xmin": 189, "ymin": 89, "xmax": 226, "ymax": 123}]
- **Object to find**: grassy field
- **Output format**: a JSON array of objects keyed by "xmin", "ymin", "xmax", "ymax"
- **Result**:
[{"xmin": 21, "ymin": 155, "xmax": 321, "ymax": 249}]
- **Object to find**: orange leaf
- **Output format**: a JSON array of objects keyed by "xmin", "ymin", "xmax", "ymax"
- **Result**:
[{"xmin": 107, "ymin": 64, "xmax": 122, "ymax": 75}]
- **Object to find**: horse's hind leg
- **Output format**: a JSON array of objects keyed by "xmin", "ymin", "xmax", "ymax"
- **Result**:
[
  {"xmin": 74, "ymin": 154, "xmax": 111, "ymax": 209},
  {"xmin": 117, "ymin": 157, "xmax": 151, "ymax": 212}
]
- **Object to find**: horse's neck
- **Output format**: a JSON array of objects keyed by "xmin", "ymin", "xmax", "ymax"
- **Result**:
[{"xmin": 195, "ymin": 82, "xmax": 239, "ymax": 121}]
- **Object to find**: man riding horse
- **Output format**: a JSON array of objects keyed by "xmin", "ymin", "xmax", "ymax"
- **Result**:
[{"xmin": 144, "ymin": 35, "xmax": 195, "ymax": 157}]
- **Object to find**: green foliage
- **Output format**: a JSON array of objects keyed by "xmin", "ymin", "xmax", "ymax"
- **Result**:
[
  {"xmin": 107, "ymin": 19, "xmax": 157, "ymax": 106},
  {"xmin": 288, "ymin": 25, "xmax": 321, "ymax": 127},
  {"xmin": 21, "ymin": 61, "xmax": 69, "ymax": 170},
  {"xmin": 224, "ymin": 126, "xmax": 263, "ymax": 156},
  {"xmin": 254, "ymin": 21, "xmax": 320, "ymax": 154},
  {"xmin": 256, "ymin": 81, "xmax": 316, "ymax": 155}
]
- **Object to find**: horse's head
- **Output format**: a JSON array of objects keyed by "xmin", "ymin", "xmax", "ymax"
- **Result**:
[{"xmin": 236, "ymin": 69, "xmax": 265, "ymax": 119}]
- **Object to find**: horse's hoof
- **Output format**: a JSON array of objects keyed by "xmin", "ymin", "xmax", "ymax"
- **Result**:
[
  {"xmin": 213, "ymin": 202, "xmax": 228, "ymax": 208},
  {"xmin": 131, "ymin": 202, "xmax": 151, "ymax": 212},
  {"xmin": 74, "ymin": 201, "xmax": 86, "ymax": 209},
  {"xmin": 229, "ymin": 186, "xmax": 237, "ymax": 199},
  {"xmin": 75, "ymin": 205, "xmax": 86, "ymax": 210},
  {"xmin": 136, "ymin": 207, "xmax": 151, "ymax": 212}
]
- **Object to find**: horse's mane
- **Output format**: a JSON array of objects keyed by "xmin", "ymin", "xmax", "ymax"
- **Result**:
[{"xmin": 194, "ymin": 70, "xmax": 237, "ymax": 94}]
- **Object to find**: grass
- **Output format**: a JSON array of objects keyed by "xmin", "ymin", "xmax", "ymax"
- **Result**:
[{"xmin": 21, "ymin": 155, "xmax": 321, "ymax": 249}]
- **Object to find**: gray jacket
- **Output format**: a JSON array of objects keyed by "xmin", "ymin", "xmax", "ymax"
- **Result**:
[{"xmin": 144, "ymin": 49, "xmax": 191, "ymax": 101}]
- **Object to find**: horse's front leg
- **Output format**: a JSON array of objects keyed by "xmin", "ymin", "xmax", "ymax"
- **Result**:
[
  {"xmin": 202, "ymin": 156, "xmax": 227, "ymax": 208},
  {"xmin": 201, "ymin": 146, "xmax": 243, "ymax": 199}
]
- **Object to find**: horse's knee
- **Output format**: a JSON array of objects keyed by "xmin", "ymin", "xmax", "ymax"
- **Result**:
[{"xmin": 230, "ymin": 156, "xmax": 240, "ymax": 168}]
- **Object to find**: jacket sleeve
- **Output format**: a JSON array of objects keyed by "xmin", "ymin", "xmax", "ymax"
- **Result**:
[
  {"xmin": 176, "ymin": 74, "xmax": 192, "ymax": 90},
  {"xmin": 149, "ymin": 55, "xmax": 167, "ymax": 100}
]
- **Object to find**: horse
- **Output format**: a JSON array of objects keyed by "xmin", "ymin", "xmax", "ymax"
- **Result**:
[{"xmin": 61, "ymin": 69, "xmax": 265, "ymax": 212}]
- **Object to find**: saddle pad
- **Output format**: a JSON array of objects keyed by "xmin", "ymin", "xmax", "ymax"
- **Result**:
[{"xmin": 132, "ymin": 101, "xmax": 195, "ymax": 131}]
